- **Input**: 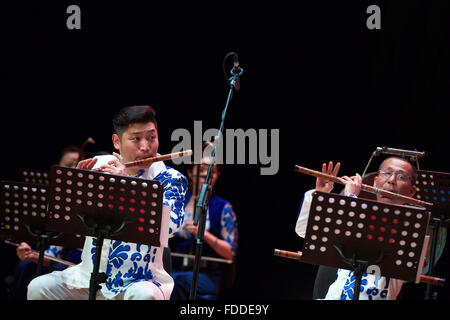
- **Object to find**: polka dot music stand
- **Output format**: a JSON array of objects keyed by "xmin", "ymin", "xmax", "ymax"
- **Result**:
[
  {"xmin": 20, "ymin": 168, "xmax": 50, "ymax": 185},
  {"xmin": 45, "ymin": 165, "xmax": 165, "ymax": 300},
  {"xmin": 414, "ymin": 169, "xmax": 450, "ymax": 299},
  {"xmin": 0, "ymin": 181, "xmax": 84, "ymax": 277},
  {"xmin": 301, "ymin": 191, "xmax": 430, "ymax": 300}
]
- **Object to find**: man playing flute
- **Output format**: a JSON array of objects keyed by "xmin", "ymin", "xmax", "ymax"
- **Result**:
[
  {"xmin": 27, "ymin": 105, "xmax": 188, "ymax": 300},
  {"xmin": 295, "ymin": 156, "xmax": 420, "ymax": 300}
]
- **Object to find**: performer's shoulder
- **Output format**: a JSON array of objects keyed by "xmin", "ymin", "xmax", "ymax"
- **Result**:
[
  {"xmin": 158, "ymin": 165, "xmax": 188, "ymax": 182},
  {"xmin": 210, "ymin": 193, "xmax": 233, "ymax": 210}
]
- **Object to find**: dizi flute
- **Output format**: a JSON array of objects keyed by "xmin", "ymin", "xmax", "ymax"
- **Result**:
[
  {"xmin": 124, "ymin": 150, "xmax": 193, "ymax": 168},
  {"xmin": 5, "ymin": 240, "xmax": 76, "ymax": 267},
  {"xmin": 171, "ymin": 252, "xmax": 233, "ymax": 264},
  {"xmin": 294, "ymin": 165, "xmax": 433, "ymax": 208},
  {"xmin": 274, "ymin": 248, "xmax": 445, "ymax": 286}
]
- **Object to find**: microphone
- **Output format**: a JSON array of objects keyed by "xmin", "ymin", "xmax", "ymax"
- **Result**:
[
  {"xmin": 230, "ymin": 52, "xmax": 242, "ymax": 91},
  {"xmin": 232, "ymin": 53, "xmax": 240, "ymax": 72},
  {"xmin": 374, "ymin": 146, "xmax": 427, "ymax": 159}
]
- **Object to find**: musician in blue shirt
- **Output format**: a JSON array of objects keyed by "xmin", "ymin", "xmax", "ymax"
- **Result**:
[{"xmin": 170, "ymin": 156, "xmax": 238, "ymax": 300}]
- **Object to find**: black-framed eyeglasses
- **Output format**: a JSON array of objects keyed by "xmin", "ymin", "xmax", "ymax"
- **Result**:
[{"xmin": 378, "ymin": 171, "xmax": 411, "ymax": 182}]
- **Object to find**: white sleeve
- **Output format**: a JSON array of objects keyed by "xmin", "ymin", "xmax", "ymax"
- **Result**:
[{"xmin": 295, "ymin": 189, "xmax": 316, "ymax": 238}]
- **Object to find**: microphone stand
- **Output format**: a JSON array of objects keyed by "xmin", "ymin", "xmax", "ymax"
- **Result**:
[
  {"xmin": 188, "ymin": 54, "xmax": 243, "ymax": 300},
  {"xmin": 184, "ymin": 159, "xmax": 201, "ymax": 270}
]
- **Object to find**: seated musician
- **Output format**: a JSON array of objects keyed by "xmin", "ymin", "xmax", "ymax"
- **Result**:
[
  {"xmin": 10, "ymin": 146, "xmax": 83, "ymax": 300},
  {"xmin": 27, "ymin": 105, "xmax": 188, "ymax": 300},
  {"xmin": 295, "ymin": 157, "xmax": 420, "ymax": 300},
  {"xmin": 170, "ymin": 148, "xmax": 238, "ymax": 300}
]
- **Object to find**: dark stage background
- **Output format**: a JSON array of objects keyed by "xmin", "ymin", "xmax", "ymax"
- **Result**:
[{"xmin": 1, "ymin": 1, "xmax": 449, "ymax": 300}]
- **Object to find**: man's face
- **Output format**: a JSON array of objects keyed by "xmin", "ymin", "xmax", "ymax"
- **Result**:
[
  {"xmin": 188, "ymin": 162, "xmax": 219, "ymax": 193},
  {"xmin": 112, "ymin": 122, "xmax": 159, "ymax": 170},
  {"xmin": 59, "ymin": 152, "xmax": 80, "ymax": 168},
  {"xmin": 373, "ymin": 158, "xmax": 416, "ymax": 205}
]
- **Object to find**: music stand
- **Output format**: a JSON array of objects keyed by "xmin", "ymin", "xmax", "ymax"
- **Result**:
[
  {"xmin": 414, "ymin": 169, "xmax": 450, "ymax": 299},
  {"xmin": 301, "ymin": 191, "xmax": 430, "ymax": 300},
  {"xmin": 45, "ymin": 165, "xmax": 165, "ymax": 300},
  {"xmin": 0, "ymin": 181, "xmax": 84, "ymax": 276},
  {"xmin": 20, "ymin": 168, "xmax": 50, "ymax": 185}
]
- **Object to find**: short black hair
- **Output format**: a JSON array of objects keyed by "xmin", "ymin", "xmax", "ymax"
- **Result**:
[
  {"xmin": 378, "ymin": 156, "xmax": 418, "ymax": 183},
  {"xmin": 112, "ymin": 105, "xmax": 157, "ymax": 137},
  {"xmin": 59, "ymin": 146, "xmax": 81, "ymax": 158},
  {"xmin": 58, "ymin": 145, "xmax": 80, "ymax": 163}
]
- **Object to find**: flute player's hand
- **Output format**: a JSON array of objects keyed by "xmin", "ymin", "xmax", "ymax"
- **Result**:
[
  {"xmin": 315, "ymin": 161, "xmax": 341, "ymax": 193},
  {"xmin": 337, "ymin": 173, "xmax": 362, "ymax": 197},
  {"xmin": 76, "ymin": 157, "xmax": 98, "ymax": 171},
  {"xmin": 95, "ymin": 152, "xmax": 127, "ymax": 176},
  {"xmin": 17, "ymin": 242, "xmax": 34, "ymax": 261}
]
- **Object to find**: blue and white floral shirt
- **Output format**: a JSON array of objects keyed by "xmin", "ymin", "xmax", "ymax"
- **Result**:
[
  {"xmin": 58, "ymin": 159, "xmax": 188, "ymax": 299},
  {"xmin": 44, "ymin": 246, "xmax": 82, "ymax": 270},
  {"xmin": 171, "ymin": 191, "xmax": 238, "ymax": 281}
]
